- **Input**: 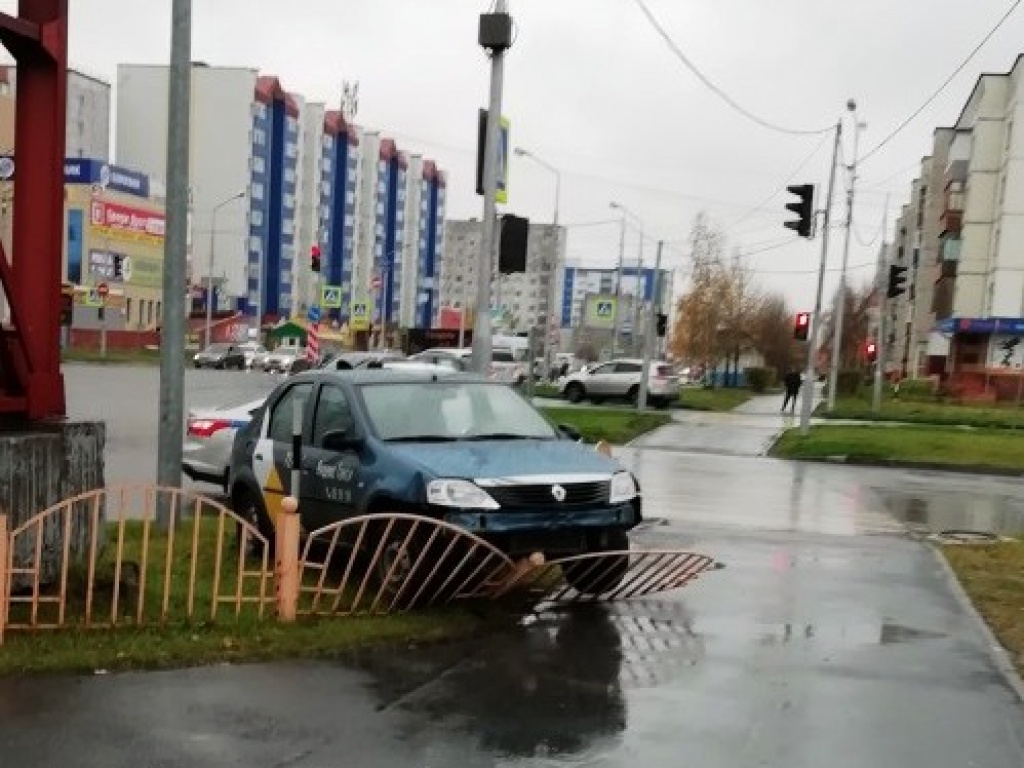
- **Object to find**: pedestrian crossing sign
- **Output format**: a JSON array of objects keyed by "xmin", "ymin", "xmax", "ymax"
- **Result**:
[
  {"xmin": 583, "ymin": 294, "xmax": 618, "ymax": 330},
  {"xmin": 321, "ymin": 285, "xmax": 342, "ymax": 309},
  {"xmin": 350, "ymin": 299, "xmax": 371, "ymax": 332}
]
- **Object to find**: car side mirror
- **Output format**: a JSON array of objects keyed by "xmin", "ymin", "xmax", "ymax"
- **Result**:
[
  {"xmin": 322, "ymin": 427, "xmax": 361, "ymax": 452},
  {"xmin": 557, "ymin": 423, "xmax": 583, "ymax": 442}
]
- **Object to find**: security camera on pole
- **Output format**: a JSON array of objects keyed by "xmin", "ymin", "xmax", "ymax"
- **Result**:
[{"xmin": 472, "ymin": 1, "xmax": 514, "ymax": 374}]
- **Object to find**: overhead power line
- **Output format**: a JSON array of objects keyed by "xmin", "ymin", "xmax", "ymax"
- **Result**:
[
  {"xmin": 633, "ymin": 0, "xmax": 833, "ymax": 136},
  {"xmin": 860, "ymin": 0, "xmax": 1023, "ymax": 165}
]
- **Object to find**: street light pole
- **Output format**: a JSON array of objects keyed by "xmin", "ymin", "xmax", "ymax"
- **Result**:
[
  {"xmin": 610, "ymin": 201, "xmax": 642, "ymax": 357},
  {"xmin": 513, "ymin": 147, "xmax": 561, "ymax": 378},
  {"xmin": 204, "ymin": 191, "xmax": 244, "ymax": 349},
  {"xmin": 157, "ymin": 0, "xmax": 192, "ymax": 516},
  {"xmin": 827, "ymin": 100, "xmax": 865, "ymax": 411},
  {"xmin": 637, "ymin": 240, "xmax": 664, "ymax": 410}
]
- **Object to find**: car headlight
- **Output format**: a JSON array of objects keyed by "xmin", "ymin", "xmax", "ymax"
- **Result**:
[
  {"xmin": 426, "ymin": 479, "xmax": 500, "ymax": 510},
  {"xmin": 609, "ymin": 471, "xmax": 638, "ymax": 504}
]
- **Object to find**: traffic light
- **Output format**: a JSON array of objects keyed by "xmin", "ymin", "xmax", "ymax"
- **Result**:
[
  {"xmin": 498, "ymin": 214, "xmax": 529, "ymax": 274},
  {"xmin": 887, "ymin": 264, "xmax": 908, "ymax": 298},
  {"xmin": 656, "ymin": 313, "xmax": 668, "ymax": 337},
  {"xmin": 866, "ymin": 341, "xmax": 878, "ymax": 364},
  {"xmin": 311, "ymin": 244, "xmax": 322, "ymax": 274},
  {"xmin": 793, "ymin": 311, "xmax": 810, "ymax": 341},
  {"xmin": 784, "ymin": 184, "xmax": 815, "ymax": 238}
]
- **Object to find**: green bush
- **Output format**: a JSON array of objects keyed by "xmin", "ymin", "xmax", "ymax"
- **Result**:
[
  {"xmin": 894, "ymin": 378, "xmax": 937, "ymax": 401},
  {"xmin": 744, "ymin": 367, "xmax": 774, "ymax": 394},
  {"xmin": 836, "ymin": 370, "xmax": 863, "ymax": 397}
]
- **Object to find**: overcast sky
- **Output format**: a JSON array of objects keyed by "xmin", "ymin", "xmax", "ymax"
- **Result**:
[{"xmin": 4, "ymin": 0, "xmax": 1023, "ymax": 309}]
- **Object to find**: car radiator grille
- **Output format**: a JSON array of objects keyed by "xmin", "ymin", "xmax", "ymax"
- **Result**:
[{"xmin": 487, "ymin": 481, "xmax": 611, "ymax": 509}]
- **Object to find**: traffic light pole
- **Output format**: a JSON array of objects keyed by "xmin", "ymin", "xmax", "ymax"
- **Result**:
[
  {"xmin": 471, "ymin": 1, "xmax": 512, "ymax": 375},
  {"xmin": 799, "ymin": 121, "xmax": 842, "ymax": 436},
  {"xmin": 827, "ymin": 104, "xmax": 863, "ymax": 412},
  {"xmin": 637, "ymin": 240, "xmax": 663, "ymax": 411}
]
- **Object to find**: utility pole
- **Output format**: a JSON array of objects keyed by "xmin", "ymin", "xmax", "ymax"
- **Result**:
[
  {"xmin": 471, "ymin": 1, "xmax": 513, "ymax": 374},
  {"xmin": 637, "ymin": 240, "xmax": 664, "ymax": 411},
  {"xmin": 157, "ymin": 0, "xmax": 192, "ymax": 520},
  {"xmin": 205, "ymin": 191, "xmax": 244, "ymax": 349},
  {"xmin": 827, "ymin": 100, "xmax": 864, "ymax": 411},
  {"xmin": 612, "ymin": 213, "xmax": 625, "ymax": 356},
  {"xmin": 799, "ymin": 121, "xmax": 842, "ymax": 436},
  {"xmin": 872, "ymin": 194, "xmax": 891, "ymax": 412}
]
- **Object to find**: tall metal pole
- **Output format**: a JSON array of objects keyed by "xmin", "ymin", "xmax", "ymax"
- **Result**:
[
  {"xmin": 799, "ymin": 121, "xmax": 842, "ymax": 436},
  {"xmin": 204, "ymin": 207, "xmax": 217, "ymax": 350},
  {"xmin": 633, "ymin": 227, "xmax": 643, "ymax": 355},
  {"xmin": 612, "ymin": 216, "xmax": 625, "ymax": 355},
  {"xmin": 827, "ymin": 102, "xmax": 863, "ymax": 411},
  {"xmin": 872, "ymin": 194, "xmax": 891, "ymax": 412},
  {"xmin": 637, "ymin": 240, "xmax": 664, "ymax": 410},
  {"xmin": 157, "ymin": 0, "xmax": 192, "ymax": 516},
  {"xmin": 471, "ymin": 0, "xmax": 512, "ymax": 374}
]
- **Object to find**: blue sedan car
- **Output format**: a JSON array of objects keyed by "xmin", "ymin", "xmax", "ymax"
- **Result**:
[{"xmin": 228, "ymin": 369, "xmax": 642, "ymax": 573}]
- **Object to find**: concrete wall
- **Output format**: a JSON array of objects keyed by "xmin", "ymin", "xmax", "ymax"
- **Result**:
[
  {"xmin": 66, "ymin": 70, "xmax": 111, "ymax": 161},
  {"xmin": 1, "ymin": 421, "xmax": 106, "ymax": 589}
]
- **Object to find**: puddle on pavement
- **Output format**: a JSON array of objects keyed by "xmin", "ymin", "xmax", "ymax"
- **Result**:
[{"xmin": 874, "ymin": 489, "xmax": 1024, "ymax": 537}]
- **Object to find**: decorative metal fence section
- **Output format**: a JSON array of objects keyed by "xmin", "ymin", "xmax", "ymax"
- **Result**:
[
  {"xmin": 498, "ymin": 550, "xmax": 722, "ymax": 605},
  {"xmin": 298, "ymin": 513, "xmax": 517, "ymax": 616},
  {"xmin": 0, "ymin": 485, "xmax": 273, "ymax": 643}
]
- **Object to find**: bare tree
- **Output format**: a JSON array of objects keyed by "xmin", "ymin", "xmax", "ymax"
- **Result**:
[{"xmin": 819, "ymin": 281, "xmax": 875, "ymax": 371}]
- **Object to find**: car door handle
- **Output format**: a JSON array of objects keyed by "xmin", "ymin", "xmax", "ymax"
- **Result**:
[{"xmin": 254, "ymin": 452, "xmax": 264, "ymax": 460}]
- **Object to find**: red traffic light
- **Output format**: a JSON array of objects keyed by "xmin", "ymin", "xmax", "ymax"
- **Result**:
[
  {"xmin": 793, "ymin": 312, "xmax": 810, "ymax": 341},
  {"xmin": 866, "ymin": 341, "xmax": 878, "ymax": 362},
  {"xmin": 311, "ymin": 244, "xmax": 322, "ymax": 273}
]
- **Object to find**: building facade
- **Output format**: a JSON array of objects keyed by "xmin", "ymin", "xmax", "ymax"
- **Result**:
[
  {"xmin": 885, "ymin": 54, "xmax": 1024, "ymax": 396},
  {"xmin": 439, "ymin": 220, "xmax": 565, "ymax": 335},
  {"xmin": 63, "ymin": 158, "xmax": 165, "ymax": 330},
  {"xmin": 560, "ymin": 263, "xmax": 672, "ymax": 331}
]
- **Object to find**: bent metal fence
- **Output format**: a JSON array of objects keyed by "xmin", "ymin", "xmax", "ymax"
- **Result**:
[
  {"xmin": 0, "ymin": 486, "xmax": 721, "ymax": 642},
  {"xmin": 0, "ymin": 485, "xmax": 273, "ymax": 644}
]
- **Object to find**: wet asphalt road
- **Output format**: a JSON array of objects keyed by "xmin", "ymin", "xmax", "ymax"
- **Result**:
[{"xmin": 4, "ymin": 366, "xmax": 1022, "ymax": 766}]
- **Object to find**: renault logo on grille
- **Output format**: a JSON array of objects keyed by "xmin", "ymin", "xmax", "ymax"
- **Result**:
[{"xmin": 551, "ymin": 484, "xmax": 567, "ymax": 502}]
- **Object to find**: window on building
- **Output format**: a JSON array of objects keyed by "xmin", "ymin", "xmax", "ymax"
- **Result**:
[
  {"xmin": 251, "ymin": 210, "xmax": 264, "ymax": 227},
  {"xmin": 251, "ymin": 181, "xmax": 264, "ymax": 201},
  {"xmin": 249, "ymin": 236, "xmax": 262, "ymax": 254},
  {"xmin": 251, "ymin": 156, "xmax": 265, "ymax": 174}
]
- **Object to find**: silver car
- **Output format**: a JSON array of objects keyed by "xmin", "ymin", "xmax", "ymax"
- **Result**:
[
  {"xmin": 182, "ymin": 396, "xmax": 266, "ymax": 491},
  {"xmin": 560, "ymin": 358, "xmax": 680, "ymax": 407}
]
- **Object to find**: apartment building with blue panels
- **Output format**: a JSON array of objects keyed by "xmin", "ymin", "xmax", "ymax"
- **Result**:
[
  {"xmin": 320, "ymin": 111, "xmax": 360, "ymax": 322},
  {"xmin": 416, "ymin": 161, "xmax": 446, "ymax": 328},
  {"xmin": 560, "ymin": 265, "xmax": 670, "ymax": 328},
  {"xmin": 247, "ymin": 76, "xmax": 299, "ymax": 324}
]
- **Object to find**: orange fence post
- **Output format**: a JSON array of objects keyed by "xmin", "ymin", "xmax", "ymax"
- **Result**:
[
  {"xmin": 0, "ymin": 513, "xmax": 8, "ymax": 645},
  {"xmin": 275, "ymin": 496, "xmax": 300, "ymax": 622}
]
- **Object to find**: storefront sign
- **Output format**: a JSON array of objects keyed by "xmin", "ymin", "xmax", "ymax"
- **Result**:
[{"xmin": 90, "ymin": 200, "xmax": 165, "ymax": 243}]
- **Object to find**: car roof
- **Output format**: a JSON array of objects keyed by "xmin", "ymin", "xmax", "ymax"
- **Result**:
[{"xmin": 288, "ymin": 369, "xmax": 491, "ymax": 387}]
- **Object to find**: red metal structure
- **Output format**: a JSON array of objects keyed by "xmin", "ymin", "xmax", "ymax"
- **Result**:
[{"xmin": 0, "ymin": 1, "xmax": 68, "ymax": 419}]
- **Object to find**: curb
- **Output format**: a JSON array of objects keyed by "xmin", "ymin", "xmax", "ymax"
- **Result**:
[
  {"xmin": 774, "ymin": 455, "xmax": 1024, "ymax": 478},
  {"xmin": 929, "ymin": 543, "xmax": 1024, "ymax": 705}
]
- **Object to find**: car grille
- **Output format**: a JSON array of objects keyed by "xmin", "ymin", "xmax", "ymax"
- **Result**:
[{"xmin": 487, "ymin": 480, "xmax": 610, "ymax": 509}]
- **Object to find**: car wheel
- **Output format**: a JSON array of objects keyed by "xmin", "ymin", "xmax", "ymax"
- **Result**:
[
  {"xmin": 232, "ymin": 486, "xmax": 275, "ymax": 557},
  {"xmin": 565, "ymin": 383, "xmax": 585, "ymax": 403},
  {"xmin": 562, "ymin": 530, "xmax": 631, "ymax": 596},
  {"xmin": 627, "ymin": 385, "xmax": 639, "ymax": 405}
]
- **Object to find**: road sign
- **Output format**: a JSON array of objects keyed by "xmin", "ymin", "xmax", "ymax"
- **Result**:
[
  {"xmin": 350, "ymin": 300, "xmax": 370, "ymax": 332},
  {"xmin": 83, "ymin": 289, "xmax": 104, "ymax": 308},
  {"xmin": 595, "ymin": 300, "xmax": 614, "ymax": 318},
  {"xmin": 321, "ymin": 285, "xmax": 342, "ymax": 309},
  {"xmin": 307, "ymin": 305, "xmax": 321, "ymax": 324},
  {"xmin": 96, "ymin": 282, "xmax": 109, "ymax": 299}
]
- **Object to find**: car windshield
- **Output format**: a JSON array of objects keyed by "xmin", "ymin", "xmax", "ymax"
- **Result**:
[{"xmin": 359, "ymin": 381, "xmax": 558, "ymax": 442}]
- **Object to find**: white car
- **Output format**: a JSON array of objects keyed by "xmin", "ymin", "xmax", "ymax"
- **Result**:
[
  {"xmin": 560, "ymin": 358, "xmax": 680, "ymax": 408},
  {"xmin": 182, "ymin": 396, "xmax": 266, "ymax": 491}
]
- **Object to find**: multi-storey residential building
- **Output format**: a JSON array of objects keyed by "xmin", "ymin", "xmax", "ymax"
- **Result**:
[
  {"xmin": 560, "ymin": 263, "xmax": 672, "ymax": 330},
  {"xmin": 117, "ymin": 64, "xmax": 299, "ymax": 325},
  {"xmin": 416, "ymin": 160, "xmax": 446, "ymax": 328},
  {"xmin": 0, "ymin": 66, "xmax": 111, "ymax": 160},
  {"xmin": 886, "ymin": 54, "xmax": 1024, "ymax": 396},
  {"xmin": 319, "ymin": 111, "xmax": 361, "ymax": 323},
  {"xmin": 439, "ymin": 219, "xmax": 566, "ymax": 334},
  {"xmin": 292, "ymin": 97, "xmax": 325, "ymax": 315}
]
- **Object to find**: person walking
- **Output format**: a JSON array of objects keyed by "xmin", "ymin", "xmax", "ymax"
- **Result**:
[{"xmin": 782, "ymin": 369, "xmax": 802, "ymax": 413}]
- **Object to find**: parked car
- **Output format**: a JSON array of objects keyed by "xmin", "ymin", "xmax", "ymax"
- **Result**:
[
  {"xmin": 236, "ymin": 342, "xmax": 268, "ymax": 370},
  {"xmin": 319, "ymin": 350, "xmax": 406, "ymax": 371},
  {"xmin": 182, "ymin": 396, "xmax": 266, "ymax": 491},
  {"xmin": 409, "ymin": 347, "xmax": 472, "ymax": 371},
  {"xmin": 227, "ymin": 370, "xmax": 641, "ymax": 590},
  {"xmin": 262, "ymin": 347, "xmax": 308, "ymax": 374},
  {"xmin": 559, "ymin": 358, "xmax": 681, "ymax": 407},
  {"xmin": 193, "ymin": 343, "xmax": 247, "ymax": 370}
]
